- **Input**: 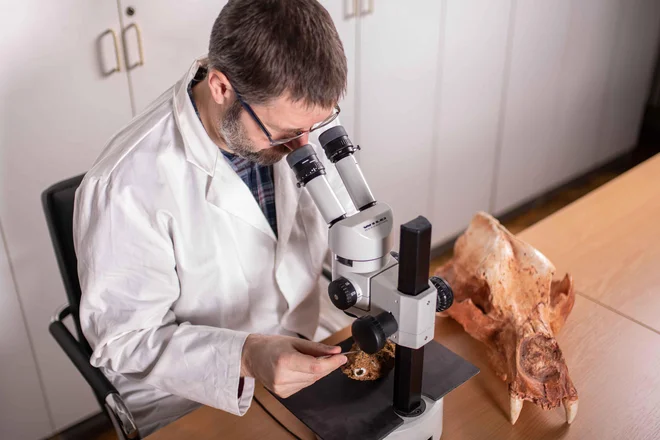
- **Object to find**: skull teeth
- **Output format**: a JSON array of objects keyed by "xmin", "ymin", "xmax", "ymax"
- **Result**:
[
  {"xmin": 563, "ymin": 398, "xmax": 578, "ymax": 424},
  {"xmin": 510, "ymin": 394, "xmax": 523, "ymax": 425}
]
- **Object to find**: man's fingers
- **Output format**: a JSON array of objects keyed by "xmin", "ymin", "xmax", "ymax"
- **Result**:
[
  {"xmin": 283, "ymin": 351, "xmax": 324, "ymax": 373},
  {"xmin": 285, "ymin": 351, "xmax": 347, "ymax": 374},
  {"xmin": 318, "ymin": 354, "xmax": 348, "ymax": 373},
  {"xmin": 292, "ymin": 339, "xmax": 341, "ymax": 357},
  {"xmin": 272, "ymin": 369, "xmax": 317, "ymax": 387}
]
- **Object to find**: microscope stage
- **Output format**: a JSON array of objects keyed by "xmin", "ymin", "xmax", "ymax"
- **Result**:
[{"xmin": 273, "ymin": 338, "xmax": 479, "ymax": 440}]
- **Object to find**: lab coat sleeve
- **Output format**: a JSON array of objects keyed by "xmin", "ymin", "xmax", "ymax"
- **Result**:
[{"xmin": 74, "ymin": 175, "xmax": 254, "ymax": 416}]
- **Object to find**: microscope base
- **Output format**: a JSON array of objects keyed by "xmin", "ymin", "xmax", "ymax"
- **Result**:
[
  {"xmin": 274, "ymin": 338, "xmax": 478, "ymax": 440},
  {"xmin": 385, "ymin": 396, "xmax": 444, "ymax": 440}
]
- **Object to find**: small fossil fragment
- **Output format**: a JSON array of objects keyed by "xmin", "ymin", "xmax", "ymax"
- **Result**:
[{"xmin": 341, "ymin": 341, "xmax": 396, "ymax": 381}]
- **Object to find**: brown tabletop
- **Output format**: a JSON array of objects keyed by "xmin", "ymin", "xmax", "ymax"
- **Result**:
[
  {"xmin": 148, "ymin": 154, "xmax": 660, "ymax": 440},
  {"xmin": 516, "ymin": 153, "xmax": 660, "ymax": 333}
]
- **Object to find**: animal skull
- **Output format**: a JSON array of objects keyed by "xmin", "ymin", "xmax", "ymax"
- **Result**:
[{"xmin": 435, "ymin": 212, "xmax": 578, "ymax": 424}]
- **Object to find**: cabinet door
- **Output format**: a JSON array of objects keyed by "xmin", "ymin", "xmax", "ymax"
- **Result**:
[
  {"xmin": 549, "ymin": 0, "xmax": 620, "ymax": 186},
  {"xmin": 118, "ymin": 0, "xmax": 227, "ymax": 114},
  {"xmin": 431, "ymin": 0, "xmax": 512, "ymax": 244},
  {"xmin": 495, "ymin": 0, "xmax": 660, "ymax": 214},
  {"xmin": 319, "ymin": 0, "xmax": 359, "ymax": 139},
  {"xmin": 596, "ymin": 0, "xmax": 660, "ymax": 164},
  {"xmin": 356, "ymin": 0, "xmax": 443, "ymax": 247},
  {"xmin": 493, "ymin": 0, "xmax": 573, "ymax": 214},
  {"xmin": 0, "ymin": 220, "xmax": 51, "ymax": 440},
  {"xmin": 0, "ymin": 0, "xmax": 133, "ymax": 433}
]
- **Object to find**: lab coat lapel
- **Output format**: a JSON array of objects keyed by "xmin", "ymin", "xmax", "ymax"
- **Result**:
[
  {"xmin": 206, "ymin": 159, "xmax": 277, "ymax": 242},
  {"xmin": 274, "ymin": 159, "xmax": 303, "ymax": 266},
  {"xmin": 173, "ymin": 58, "xmax": 277, "ymax": 242}
]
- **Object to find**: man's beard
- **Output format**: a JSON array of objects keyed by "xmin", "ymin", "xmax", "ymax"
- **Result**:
[{"xmin": 219, "ymin": 101, "xmax": 290, "ymax": 166}]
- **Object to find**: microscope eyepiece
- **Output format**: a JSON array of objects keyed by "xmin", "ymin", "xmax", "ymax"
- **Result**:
[
  {"xmin": 286, "ymin": 144, "xmax": 347, "ymax": 226},
  {"xmin": 317, "ymin": 125, "xmax": 375, "ymax": 211},
  {"xmin": 286, "ymin": 144, "xmax": 326, "ymax": 187},
  {"xmin": 318, "ymin": 125, "xmax": 357, "ymax": 163}
]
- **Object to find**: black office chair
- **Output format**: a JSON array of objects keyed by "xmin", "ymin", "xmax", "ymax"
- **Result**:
[{"xmin": 42, "ymin": 174, "xmax": 140, "ymax": 440}]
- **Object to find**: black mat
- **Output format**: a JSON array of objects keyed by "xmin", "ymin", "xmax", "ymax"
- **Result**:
[{"xmin": 273, "ymin": 338, "xmax": 479, "ymax": 440}]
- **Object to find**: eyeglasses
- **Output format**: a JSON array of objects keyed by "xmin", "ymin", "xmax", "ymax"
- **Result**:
[{"xmin": 231, "ymin": 84, "xmax": 340, "ymax": 147}]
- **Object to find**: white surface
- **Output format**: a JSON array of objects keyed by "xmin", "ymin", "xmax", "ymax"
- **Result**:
[
  {"xmin": 494, "ymin": 0, "xmax": 660, "ymax": 214},
  {"xmin": 431, "ymin": 0, "xmax": 513, "ymax": 244},
  {"xmin": 0, "ymin": 0, "xmax": 133, "ymax": 433},
  {"xmin": 385, "ymin": 396, "xmax": 443, "ymax": 440},
  {"xmin": 357, "ymin": 0, "xmax": 443, "ymax": 249},
  {"xmin": 595, "ymin": 0, "xmax": 660, "ymax": 164},
  {"xmin": 493, "ymin": 0, "xmax": 573, "ymax": 214},
  {"xmin": 549, "ymin": 0, "xmax": 620, "ymax": 187},
  {"xmin": 0, "ymin": 219, "xmax": 51, "ymax": 439},
  {"xmin": 319, "ymin": 0, "xmax": 358, "ymax": 141}
]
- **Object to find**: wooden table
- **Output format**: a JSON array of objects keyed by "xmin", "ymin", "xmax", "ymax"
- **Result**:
[
  {"xmin": 148, "ymin": 154, "xmax": 660, "ymax": 440},
  {"xmin": 516, "ymin": 154, "xmax": 660, "ymax": 334}
]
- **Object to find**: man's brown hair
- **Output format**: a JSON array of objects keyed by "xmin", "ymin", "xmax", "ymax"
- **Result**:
[{"xmin": 208, "ymin": 0, "xmax": 347, "ymax": 108}]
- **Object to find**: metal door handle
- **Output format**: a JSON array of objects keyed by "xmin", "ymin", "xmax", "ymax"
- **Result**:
[
  {"xmin": 345, "ymin": 0, "xmax": 359, "ymax": 19},
  {"xmin": 100, "ymin": 28, "xmax": 121, "ymax": 74},
  {"xmin": 123, "ymin": 22, "xmax": 145, "ymax": 69},
  {"xmin": 360, "ymin": 0, "xmax": 374, "ymax": 16}
]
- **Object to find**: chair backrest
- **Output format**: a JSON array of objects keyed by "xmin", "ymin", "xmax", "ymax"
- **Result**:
[{"xmin": 42, "ymin": 174, "xmax": 90, "ymax": 352}]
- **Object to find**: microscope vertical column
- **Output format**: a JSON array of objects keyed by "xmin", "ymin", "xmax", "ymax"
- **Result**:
[{"xmin": 393, "ymin": 217, "xmax": 432, "ymax": 416}]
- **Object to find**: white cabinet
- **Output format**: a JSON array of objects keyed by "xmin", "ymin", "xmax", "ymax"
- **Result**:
[
  {"xmin": 548, "ymin": 0, "xmax": 620, "ymax": 187},
  {"xmin": 430, "ymin": 0, "xmax": 513, "ymax": 244},
  {"xmin": 596, "ymin": 0, "xmax": 660, "ymax": 164},
  {"xmin": 494, "ymin": 0, "xmax": 660, "ymax": 214},
  {"xmin": 0, "ymin": 0, "xmax": 132, "ymax": 433},
  {"xmin": 357, "ymin": 0, "xmax": 443, "ymax": 247},
  {"xmin": 0, "ymin": 220, "xmax": 51, "ymax": 440},
  {"xmin": 118, "ymin": 0, "xmax": 228, "ymax": 114},
  {"xmin": 493, "ymin": 0, "xmax": 573, "ymax": 214},
  {"xmin": 319, "ymin": 0, "xmax": 359, "ymax": 140}
]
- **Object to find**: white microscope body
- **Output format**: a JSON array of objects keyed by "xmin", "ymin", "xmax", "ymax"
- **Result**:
[{"xmin": 286, "ymin": 125, "xmax": 454, "ymax": 439}]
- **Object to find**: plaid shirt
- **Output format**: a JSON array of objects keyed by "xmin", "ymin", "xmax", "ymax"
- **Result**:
[{"xmin": 188, "ymin": 70, "xmax": 278, "ymax": 237}]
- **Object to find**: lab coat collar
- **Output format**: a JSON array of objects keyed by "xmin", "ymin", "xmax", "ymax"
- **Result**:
[
  {"xmin": 173, "ymin": 56, "xmax": 218, "ymax": 177},
  {"xmin": 174, "ymin": 57, "xmax": 303, "ymax": 247}
]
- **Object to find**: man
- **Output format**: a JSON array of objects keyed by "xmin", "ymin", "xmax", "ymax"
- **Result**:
[{"xmin": 73, "ymin": 0, "xmax": 353, "ymax": 435}]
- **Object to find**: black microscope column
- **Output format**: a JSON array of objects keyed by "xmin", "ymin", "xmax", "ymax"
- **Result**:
[{"xmin": 393, "ymin": 216, "xmax": 432, "ymax": 416}]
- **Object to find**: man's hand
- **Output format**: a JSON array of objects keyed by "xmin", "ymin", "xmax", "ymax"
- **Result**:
[{"xmin": 241, "ymin": 334, "xmax": 347, "ymax": 398}]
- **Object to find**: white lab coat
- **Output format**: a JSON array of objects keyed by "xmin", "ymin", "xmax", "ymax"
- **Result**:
[{"xmin": 73, "ymin": 58, "xmax": 352, "ymax": 435}]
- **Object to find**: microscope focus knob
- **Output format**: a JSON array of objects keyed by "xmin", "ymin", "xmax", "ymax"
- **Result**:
[
  {"xmin": 328, "ymin": 277, "xmax": 359, "ymax": 310},
  {"xmin": 351, "ymin": 312, "xmax": 398, "ymax": 354},
  {"xmin": 430, "ymin": 276, "xmax": 454, "ymax": 312}
]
